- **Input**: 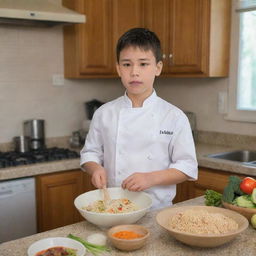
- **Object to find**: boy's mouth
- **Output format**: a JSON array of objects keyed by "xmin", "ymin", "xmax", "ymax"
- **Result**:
[{"xmin": 129, "ymin": 81, "xmax": 142, "ymax": 85}]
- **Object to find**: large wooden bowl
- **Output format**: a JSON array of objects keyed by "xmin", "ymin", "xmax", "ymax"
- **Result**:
[
  {"xmin": 222, "ymin": 201, "xmax": 256, "ymax": 220},
  {"xmin": 156, "ymin": 205, "xmax": 248, "ymax": 248}
]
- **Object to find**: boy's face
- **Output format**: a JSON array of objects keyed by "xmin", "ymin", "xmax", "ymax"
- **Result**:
[{"xmin": 116, "ymin": 46, "xmax": 162, "ymax": 101}]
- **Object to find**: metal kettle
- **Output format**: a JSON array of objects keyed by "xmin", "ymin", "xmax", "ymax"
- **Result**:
[{"xmin": 23, "ymin": 119, "xmax": 45, "ymax": 150}]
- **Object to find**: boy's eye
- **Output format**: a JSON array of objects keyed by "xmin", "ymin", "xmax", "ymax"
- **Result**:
[
  {"xmin": 122, "ymin": 63, "xmax": 130, "ymax": 67},
  {"xmin": 140, "ymin": 63, "xmax": 149, "ymax": 66}
]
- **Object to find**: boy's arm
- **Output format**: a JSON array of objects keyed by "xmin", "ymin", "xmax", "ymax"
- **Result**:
[
  {"xmin": 167, "ymin": 114, "xmax": 198, "ymax": 180},
  {"xmin": 80, "ymin": 109, "xmax": 106, "ymax": 188},
  {"xmin": 122, "ymin": 168, "xmax": 188, "ymax": 192},
  {"xmin": 122, "ymin": 113, "xmax": 197, "ymax": 192}
]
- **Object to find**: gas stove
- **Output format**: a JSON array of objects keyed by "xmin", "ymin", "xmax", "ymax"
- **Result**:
[{"xmin": 0, "ymin": 147, "xmax": 79, "ymax": 169}]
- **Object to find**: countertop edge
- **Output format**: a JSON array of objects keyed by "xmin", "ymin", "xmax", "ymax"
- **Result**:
[{"xmin": 1, "ymin": 143, "xmax": 256, "ymax": 181}]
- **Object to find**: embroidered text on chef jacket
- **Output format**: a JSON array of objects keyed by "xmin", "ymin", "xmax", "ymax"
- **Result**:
[{"xmin": 80, "ymin": 91, "xmax": 198, "ymax": 210}]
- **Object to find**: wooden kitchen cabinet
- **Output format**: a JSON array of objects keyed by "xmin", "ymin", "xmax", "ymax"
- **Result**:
[
  {"xmin": 191, "ymin": 167, "xmax": 246, "ymax": 198},
  {"xmin": 63, "ymin": 0, "xmax": 113, "ymax": 77},
  {"xmin": 63, "ymin": 0, "xmax": 231, "ymax": 78},
  {"xmin": 174, "ymin": 167, "xmax": 246, "ymax": 203},
  {"xmin": 173, "ymin": 180, "xmax": 194, "ymax": 204},
  {"xmin": 112, "ymin": 0, "xmax": 144, "ymax": 73},
  {"xmin": 36, "ymin": 169, "xmax": 95, "ymax": 232},
  {"xmin": 63, "ymin": 0, "xmax": 143, "ymax": 78},
  {"xmin": 144, "ymin": 0, "xmax": 231, "ymax": 77}
]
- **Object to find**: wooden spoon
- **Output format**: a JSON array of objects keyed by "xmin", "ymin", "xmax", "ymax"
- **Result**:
[{"xmin": 102, "ymin": 185, "xmax": 111, "ymax": 208}]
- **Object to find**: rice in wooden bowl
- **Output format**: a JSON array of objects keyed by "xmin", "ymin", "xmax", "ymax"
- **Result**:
[{"xmin": 156, "ymin": 205, "xmax": 248, "ymax": 248}]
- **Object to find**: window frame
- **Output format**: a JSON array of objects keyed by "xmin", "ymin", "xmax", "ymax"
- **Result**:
[{"xmin": 226, "ymin": 1, "xmax": 256, "ymax": 123}]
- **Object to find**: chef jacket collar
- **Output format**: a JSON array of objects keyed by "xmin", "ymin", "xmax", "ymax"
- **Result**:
[{"xmin": 123, "ymin": 90, "xmax": 157, "ymax": 108}]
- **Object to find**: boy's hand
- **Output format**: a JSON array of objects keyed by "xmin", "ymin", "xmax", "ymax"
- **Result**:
[
  {"xmin": 91, "ymin": 167, "xmax": 107, "ymax": 189},
  {"xmin": 121, "ymin": 172, "xmax": 153, "ymax": 191}
]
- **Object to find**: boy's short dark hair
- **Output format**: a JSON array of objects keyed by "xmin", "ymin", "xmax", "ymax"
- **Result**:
[{"xmin": 116, "ymin": 27, "xmax": 162, "ymax": 63}]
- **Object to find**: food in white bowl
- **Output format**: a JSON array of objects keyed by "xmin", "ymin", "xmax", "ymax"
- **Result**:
[
  {"xmin": 74, "ymin": 187, "xmax": 152, "ymax": 228},
  {"xmin": 27, "ymin": 237, "xmax": 86, "ymax": 256},
  {"xmin": 85, "ymin": 198, "xmax": 138, "ymax": 213}
]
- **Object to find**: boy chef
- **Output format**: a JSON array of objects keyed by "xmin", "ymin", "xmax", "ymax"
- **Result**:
[{"xmin": 80, "ymin": 28, "xmax": 198, "ymax": 209}]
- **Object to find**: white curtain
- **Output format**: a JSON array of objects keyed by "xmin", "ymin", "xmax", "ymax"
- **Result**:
[{"xmin": 236, "ymin": 0, "xmax": 256, "ymax": 12}]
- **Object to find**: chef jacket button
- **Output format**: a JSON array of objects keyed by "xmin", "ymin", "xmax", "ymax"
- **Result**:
[{"xmin": 147, "ymin": 155, "xmax": 153, "ymax": 160}]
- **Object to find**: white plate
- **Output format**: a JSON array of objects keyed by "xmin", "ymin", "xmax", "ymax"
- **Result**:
[{"xmin": 27, "ymin": 237, "xmax": 86, "ymax": 256}]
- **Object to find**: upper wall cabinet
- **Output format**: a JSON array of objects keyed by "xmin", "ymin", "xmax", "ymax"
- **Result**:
[
  {"xmin": 63, "ymin": 0, "xmax": 231, "ymax": 78},
  {"xmin": 63, "ymin": 0, "xmax": 113, "ymax": 78},
  {"xmin": 144, "ymin": 0, "xmax": 231, "ymax": 77},
  {"xmin": 62, "ymin": 0, "xmax": 143, "ymax": 78}
]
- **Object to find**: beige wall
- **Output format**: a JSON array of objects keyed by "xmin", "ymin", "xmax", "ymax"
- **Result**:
[
  {"xmin": 155, "ymin": 77, "xmax": 256, "ymax": 136},
  {"xmin": 0, "ymin": 25, "xmax": 124, "ymax": 143},
  {"xmin": 0, "ymin": 24, "xmax": 255, "ymax": 143}
]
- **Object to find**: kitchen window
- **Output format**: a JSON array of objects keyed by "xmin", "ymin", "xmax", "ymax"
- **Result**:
[{"xmin": 227, "ymin": 0, "xmax": 256, "ymax": 122}]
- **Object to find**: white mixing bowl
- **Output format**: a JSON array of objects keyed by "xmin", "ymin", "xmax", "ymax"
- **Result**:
[{"xmin": 74, "ymin": 187, "xmax": 152, "ymax": 228}]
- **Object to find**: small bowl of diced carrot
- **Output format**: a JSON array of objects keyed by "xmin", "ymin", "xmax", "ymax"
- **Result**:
[{"xmin": 107, "ymin": 224, "xmax": 150, "ymax": 251}]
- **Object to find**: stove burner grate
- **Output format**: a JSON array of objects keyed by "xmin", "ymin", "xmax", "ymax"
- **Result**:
[{"xmin": 0, "ymin": 147, "xmax": 79, "ymax": 169}]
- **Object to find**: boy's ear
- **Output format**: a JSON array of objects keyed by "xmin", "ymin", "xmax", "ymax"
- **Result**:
[
  {"xmin": 155, "ymin": 61, "xmax": 163, "ymax": 76},
  {"xmin": 116, "ymin": 62, "xmax": 121, "ymax": 77}
]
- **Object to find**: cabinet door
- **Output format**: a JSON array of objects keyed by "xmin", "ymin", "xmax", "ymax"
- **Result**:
[
  {"xmin": 79, "ymin": 0, "xmax": 113, "ymax": 75},
  {"xmin": 173, "ymin": 181, "xmax": 191, "ymax": 203},
  {"xmin": 168, "ymin": 0, "xmax": 208, "ymax": 75},
  {"xmin": 174, "ymin": 167, "xmax": 247, "ymax": 203},
  {"xmin": 190, "ymin": 168, "xmax": 246, "ymax": 199},
  {"xmin": 112, "ymin": 0, "xmax": 144, "ymax": 73},
  {"xmin": 143, "ymin": 0, "xmax": 208, "ymax": 75},
  {"xmin": 83, "ymin": 171, "xmax": 96, "ymax": 192},
  {"xmin": 144, "ymin": 0, "xmax": 170, "ymax": 74},
  {"xmin": 36, "ymin": 170, "xmax": 84, "ymax": 232}
]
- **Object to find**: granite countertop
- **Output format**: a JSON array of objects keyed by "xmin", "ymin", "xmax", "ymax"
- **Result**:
[
  {"xmin": 0, "ymin": 158, "xmax": 81, "ymax": 181},
  {"xmin": 0, "ymin": 196, "xmax": 255, "ymax": 256},
  {"xmin": 1, "ymin": 142, "xmax": 256, "ymax": 181}
]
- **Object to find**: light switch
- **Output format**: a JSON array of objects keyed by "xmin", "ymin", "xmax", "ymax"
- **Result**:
[{"xmin": 52, "ymin": 74, "xmax": 64, "ymax": 86}]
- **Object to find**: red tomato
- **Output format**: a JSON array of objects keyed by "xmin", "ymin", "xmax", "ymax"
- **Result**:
[{"xmin": 240, "ymin": 177, "xmax": 256, "ymax": 194}]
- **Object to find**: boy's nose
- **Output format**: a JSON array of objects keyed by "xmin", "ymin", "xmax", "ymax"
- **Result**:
[{"xmin": 131, "ymin": 65, "xmax": 139, "ymax": 76}]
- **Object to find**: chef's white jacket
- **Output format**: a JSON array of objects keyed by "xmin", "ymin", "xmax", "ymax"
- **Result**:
[{"xmin": 80, "ymin": 91, "xmax": 198, "ymax": 209}]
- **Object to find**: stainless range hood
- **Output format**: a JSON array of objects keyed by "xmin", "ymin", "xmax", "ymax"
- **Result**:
[{"xmin": 0, "ymin": 0, "xmax": 86, "ymax": 27}]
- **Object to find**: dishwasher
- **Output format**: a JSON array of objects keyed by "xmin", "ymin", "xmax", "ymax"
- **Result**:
[{"xmin": 0, "ymin": 177, "xmax": 37, "ymax": 243}]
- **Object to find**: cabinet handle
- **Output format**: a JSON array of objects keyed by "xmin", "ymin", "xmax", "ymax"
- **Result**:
[
  {"xmin": 169, "ymin": 53, "xmax": 173, "ymax": 65},
  {"xmin": 162, "ymin": 54, "xmax": 166, "ymax": 59}
]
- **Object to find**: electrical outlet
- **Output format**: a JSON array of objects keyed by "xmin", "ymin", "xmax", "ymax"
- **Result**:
[
  {"xmin": 218, "ymin": 91, "xmax": 228, "ymax": 114},
  {"xmin": 52, "ymin": 74, "xmax": 64, "ymax": 86}
]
